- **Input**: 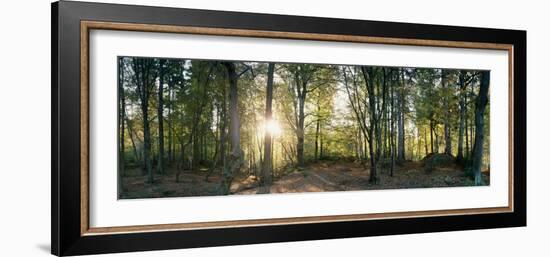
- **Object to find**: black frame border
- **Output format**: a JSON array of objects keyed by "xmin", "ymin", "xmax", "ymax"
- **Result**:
[{"xmin": 52, "ymin": 1, "xmax": 526, "ymax": 256}]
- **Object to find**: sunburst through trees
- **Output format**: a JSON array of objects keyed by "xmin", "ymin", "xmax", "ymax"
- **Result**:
[{"xmin": 117, "ymin": 57, "xmax": 490, "ymax": 199}]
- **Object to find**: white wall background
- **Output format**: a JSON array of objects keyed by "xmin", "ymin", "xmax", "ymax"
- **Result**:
[{"xmin": 0, "ymin": 0, "xmax": 547, "ymax": 256}]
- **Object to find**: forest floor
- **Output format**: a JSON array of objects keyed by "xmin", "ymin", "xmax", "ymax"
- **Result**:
[{"xmin": 120, "ymin": 160, "xmax": 489, "ymax": 199}]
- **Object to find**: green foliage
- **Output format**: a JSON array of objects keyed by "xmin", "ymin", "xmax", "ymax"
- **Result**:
[{"xmin": 119, "ymin": 56, "xmax": 490, "ymax": 189}]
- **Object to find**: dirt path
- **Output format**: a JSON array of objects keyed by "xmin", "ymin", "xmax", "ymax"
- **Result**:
[
  {"xmin": 235, "ymin": 160, "xmax": 487, "ymax": 194},
  {"xmin": 121, "ymin": 160, "xmax": 488, "ymax": 199}
]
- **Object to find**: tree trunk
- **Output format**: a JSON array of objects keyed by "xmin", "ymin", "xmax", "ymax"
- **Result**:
[
  {"xmin": 434, "ymin": 129, "xmax": 439, "ymax": 153},
  {"xmin": 125, "ymin": 116, "xmax": 139, "ymax": 164},
  {"xmin": 464, "ymin": 97, "xmax": 471, "ymax": 159},
  {"xmin": 457, "ymin": 71, "xmax": 466, "ymax": 163},
  {"xmin": 368, "ymin": 125, "xmax": 377, "ymax": 183},
  {"xmin": 472, "ymin": 71, "xmax": 490, "ymax": 185},
  {"xmin": 157, "ymin": 60, "xmax": 165, "ymax": 174},
  {"xmin": 260, "ymin": 63, "xmax": 275, "ymax": 192},
  {"xmin": 314, "ymin": 96, "xmax": 321, "ymax": 160},
  {"xmin": 361, "ymin": 67, "xmax": 379, "ymax": 183},
  {"xmin": 296, "ymin": 91, "xmax": 306, "ymax": 167},
  {"xmin": 118, "ymin": 58, "xmax": 125, "ymax": 197},
  {"xmin": 442, "ymin": 70, "xmax": 452, "ymax": 155},
  {"xmin": 219, "ymin": 95, "xmax": 227, "ymax": 181},
  {"xmin": 143, "ymin": 85, "xmax": 153, "ymax": 183},
  {"xmin": 221, "ymin": 62, "xmax": 244, "ymax": 194},
  {"xmin": 389, "ymin": 72, "xmax": 395, "ymax": 176},
  {"xmin": 423, "ymin": 127, "xmax": 428, "ymax": 157},
  {"xmin": 167, "ymin": 80, "xmax": 173, "ymax": 166},
  {"xmin": 319, "ymin": 125, "xmax": 324, "ymax": 159},
  {"xmin": 430, "ymin": 119, "xmax": 434, "ymax": 153},
  {"xmin": 133, "ymin": 58, "xmax": 154, "ymax": 184},
  {"xmin": 397, "ymin": 70, "xmax": 406, "ymax": 161}
]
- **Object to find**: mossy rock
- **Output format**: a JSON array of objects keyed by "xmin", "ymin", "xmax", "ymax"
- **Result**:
[{"xmin": 423, "ymin": 153, "xmax": 455, "ymax": 173}]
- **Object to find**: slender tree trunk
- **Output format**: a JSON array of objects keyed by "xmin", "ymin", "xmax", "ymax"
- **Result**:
[
  {"xmin": 143, "ymin": 86, "xmax": 153, "ymax": 183},
  {"xmin": 125, "ymin": 117, "xmax": 139, "ymax": 163},
  {"xmin": 430, "ymin": 119, "xmax": 434, "ymax": 153},
  {"xmin": 314, "ymin": 97, "xmax": 321, "ymax": 160},
  {"xmin": 157, "ymin": 60, "xmax": 165, "ymax": 174},
  {"xmin": 219, "ymin": 96, "xmax": 227, "ymax": 181},
  {"xmin": 442, "ymin": 70, "xmax": 452, "ymax": 155},
  {"xmin": 363, "ymin": 133, "xmax": 368, "ymax": 161},
  {"xmin": 319, "ymin": 125, "xmax": 324, "ymax": 159},
  {"xmin": 472, "ymin": 71, "xmax": 490, "ymax": 185},
  {"xmin": 361, "ymin": 67, "xmax": 379, "ymax": 183},
  {"xmin": 457, "ymin": 71, "xmax": 466, "ymax": 163},
  {"xmin": 315, "ymin": 119, "xmax": 320, "ymax": 160},
  {"xmin": 416, "ymin": 127, "xmax": 421, "ymax": 160},
  {"xmin": 469, "ymin": 82, "xmax": 475, "ymax": 157},
  {"xmin": 434, "ymin": 127, "xmax": 441, "ymax": 153},
  {"xmin": 377, "ymin": 69, "xmax": 388, "ymax": 174},
  {"xmin": 260, "ymin": 63, "xmax": 275, "ymax": 193},
  {"xmin": 397, "ymin": 69, "xmax": 406, "ymax": 161},
  {"xmin": 423, "ymin": 127, "xmax": 428, "ymax": 157},
  {"xmin": 118, "ymin": 58, "xmax": 125, "ymax": 197},
  {"xmin": 296, "ymin": 91, "xmax": 306, "ymax": 167},
  {"xmin": 464, "ymin": 96, "xmax": 471, "ymax": 159},
  {"xmin": 205, "ymin": 103, "xmax": 222, "ymax": 181},
  {"xmin": 167, "ymin": 80, "xmax": 173, "ymax": 166},
  {"xmin": 389, "ymin": 74, "xmax": 395, "ymax": 176}
]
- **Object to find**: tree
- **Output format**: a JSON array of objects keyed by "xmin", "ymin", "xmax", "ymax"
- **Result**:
[
  {"xmin": 397, "ymin": 68, "xmax": 407, "ymax": 161},
  {"xmin": 220, "ymin": 62, "xmax": 246, "ymax": 194},
  {"xmin": 119, "ymin": 56, "xmax": 494, "ymax": 198},
  {"xmin": 312, "ymin": 70, "xmax": 337, "ymax": 161},
  {"xmin": 389, "ymin": 69, "xmax": 397, "ymax": 176},
  {"xmin": 118, "ymin": 57, "xmax": 126, "ymax": 197},
  {"xmin": 157, "ymin": 59, "xmax": 166, "ymax": 174},
  {"xmin": 259, "ymin": 63, "xmax": 275, "ymax": 192},
  {"xmin": 281, "ymin": 64, "xmax": 321, "ymax": 167},
  {"xmin": 132, "ymin": 57, "xmax": 155, "ymax": 184},
  {"xmin": 441, "ymin": 69, "xmax": 453, "ymax": 155},
  {"xmin": 471, "ymin": 71, "xmax": 490, "ymax": 185},
  {"xmin": 360, "ymin": 66, "xmax": 388, "ymax": 183},
  {"xmin": 341, "ymin": 66, "xmax": 369, "ymax": 164}
]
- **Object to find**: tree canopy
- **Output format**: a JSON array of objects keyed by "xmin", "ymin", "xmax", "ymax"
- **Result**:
[{"xmin": 118, "ymin": 57, "xmax": 491, "ymax": 199}]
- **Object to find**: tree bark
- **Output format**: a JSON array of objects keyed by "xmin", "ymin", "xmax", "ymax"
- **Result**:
[
  {"xmin": 125, "ymin": 116, "xmax": 140, "ymax": 163},
  {"xmin": 221, "ymin": 62, "xmax": 244, "ymax": 194},
  {"xmin": 465, "ymin": 93, "xmax": 470, "ymax": 158},
  {"xmin": 442, "ymin": 69, "xmax": 452, "ymax": 155},
  {"xmin": 397, "ymin": 69, "xmax": 406, "ymax": 161},
  {"xmin": 389, "ymin": 71, "xmax": 395, "ymax": 176},
  {"xmin": 296, "ymin": 87, "xmax": 306, "ymax": 168},
  {"xmin": 167, "ymin": 79, "xmax": 173, "ymax": 166},
  {"xmin": 314, "ymin": 93, "xmax": 321, "ymax": 160},
  {"xmin": 133, "ymin": 58, "xmax": 154, "ymax": 184},
  {"xmin": 157, "ymin": 60, "xmax": 165, "ymax": 174},
  {"xmin": 219, "ymin": 88, "xmax": 227, "ymax": 181},
  {"xmin": 472, "ymin": 71, "xmax": 490, "ymax": 185},
  {"xmin": 430, "ymin": 119, "xmax": 434, "ymax": 153},
  {"xmin": 457, "ymin": 71, "xmax": 467, "ymax": 163},
  {"xmin": 423, "ymin": 127, "xmax": 428, "ymax": 157},
  {"xmin": 361, "ymin": 67, "xmax": 379, "ymax": 183}
]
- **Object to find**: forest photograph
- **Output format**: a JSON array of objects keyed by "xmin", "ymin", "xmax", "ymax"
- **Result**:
[{"xmin": 117, "ymin": 56, "xmax": 491, "ymax": 199}]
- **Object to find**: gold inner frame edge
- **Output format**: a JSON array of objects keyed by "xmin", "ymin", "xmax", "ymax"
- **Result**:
[{"xmin": 80, "ymin": 20, "xmax": 515, "ymax": 236}]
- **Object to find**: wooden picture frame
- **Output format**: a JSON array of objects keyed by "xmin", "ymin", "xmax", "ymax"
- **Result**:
[{"xmin": 52, "ymin": 1, "xmax": 526, "ymax": 256}]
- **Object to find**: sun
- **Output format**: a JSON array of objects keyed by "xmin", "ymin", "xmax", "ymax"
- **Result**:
[{"xmin": 264, "ymin": 119, "xmax": 282, "ymax": 136}]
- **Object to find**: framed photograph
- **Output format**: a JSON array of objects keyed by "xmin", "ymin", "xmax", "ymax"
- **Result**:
[{"xmin": 52, "ymin": 1, "xmax": 526, "ymax": 256}]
